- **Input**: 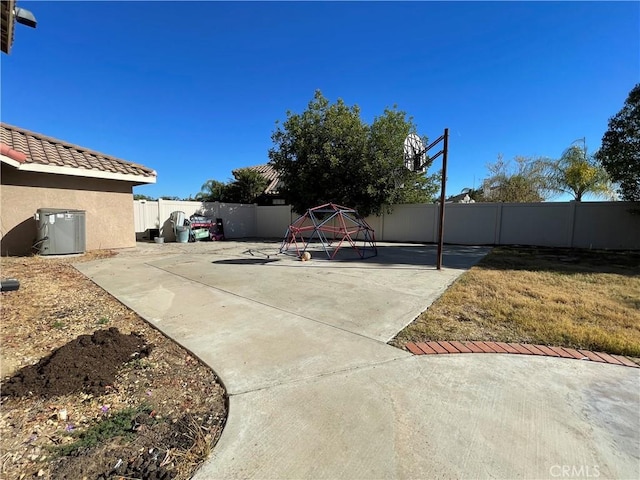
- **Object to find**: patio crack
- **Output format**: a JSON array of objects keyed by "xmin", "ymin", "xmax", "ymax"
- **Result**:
[{"xmin": 226, "ymin": 355, "xmax": 410, "ymax": 397}]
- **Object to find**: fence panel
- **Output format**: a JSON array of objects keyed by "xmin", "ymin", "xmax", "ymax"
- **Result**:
[
  {"xmin": 133, "ymin": 200, "xmax": 159, "ymax": 233},
  {"xmin": 134, "ymin": 200, "xmax": 639, "ymax": 249},
  {"xmin": 498, "ymin": 203, "xmax": 574, "ymax": 247},
  {"xmin": 218, "ymin": 203, "xmax": 257, "ymax": 238},
  {"xmin": 572, "ymin": 202, "xmax": 640, "ymax": 249},
  {"xmin": 256, "ymin": 206, "xmax": 294, "ymax": 239},
  {"xmin": 362, "ymin": 214, "xmax": 383, "ymax": 240},
  {"xmin": 443, "ymin": 203, "xmax": 499, "ymax": 245},
  {"xmin": 375, "ymin": 204, "xmax": 437, "ymax": 242}
]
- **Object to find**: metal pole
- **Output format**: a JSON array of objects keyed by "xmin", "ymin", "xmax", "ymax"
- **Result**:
[{"xmin": 436, "ymin": 128, "xmax": 449, "ymax": 270}]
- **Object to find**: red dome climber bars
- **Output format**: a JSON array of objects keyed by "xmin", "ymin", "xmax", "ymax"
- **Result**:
[{"xmin": 280, "ymin": 203, "xmax": 377, "ymax": 260}]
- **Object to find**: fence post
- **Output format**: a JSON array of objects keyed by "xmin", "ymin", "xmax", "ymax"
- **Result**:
[
  {"xmin": 567, "ymin": 201, "xmax": 577, "ymax": 248},
  {"xmin": 253, "ymin": 203, "xmax": 258, "ymax": 238},
  {"xmin": 157, "ymin": 198, "xmax": 165, "ymax": 236},
  {"xmin": 494, "ymin": 203, "xmax": 503, "ymax": 245},
  {"xmin": 154, "ymin": 201, "xmax": 160, "ymax": 233}
]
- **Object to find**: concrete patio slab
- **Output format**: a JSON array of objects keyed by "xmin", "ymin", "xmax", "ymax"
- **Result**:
[
  {"xmin": 76, "ymin": 241, "xmax": 640, "ymax": 480},
  {"xmin": 77, "ymin": 242, "xmax": 488, "ymax": 393},
  {"xmin": 196, "ymin": 354, "xmax": 640, "ymax": 480},
  {"xmin": 146, "ymin": 244, "xmax": 487, "ymax": 342}
]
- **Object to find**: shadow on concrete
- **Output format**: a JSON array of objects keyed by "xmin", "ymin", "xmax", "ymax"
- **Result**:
[
  {"xmin": 265, "ymin": 244, "xmax": 490, "ymax": 270},
  {"xmin": 212, "ymin": 258, "xmax": 280, "ymax": 265}
]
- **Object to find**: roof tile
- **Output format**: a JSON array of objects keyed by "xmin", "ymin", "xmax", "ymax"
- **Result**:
[
  {"xmin": 0, "ymin": 122, "xmax": 155, "ymax": 179},
  {"xmin": 246, "ymin": 163, "xmax": 282, "ymax": 195}
]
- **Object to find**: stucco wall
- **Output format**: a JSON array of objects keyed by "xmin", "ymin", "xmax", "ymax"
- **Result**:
[{"xmin": 1, "ymin": 164, "xmax": 137, "ymax": 255}]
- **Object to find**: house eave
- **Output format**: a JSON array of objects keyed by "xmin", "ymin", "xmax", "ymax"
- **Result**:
[
  {"xmin": 1, "ymin": 0, "xmax": 16, "ymax": 54},
  {"xmin": 1, "ymin": 154, "xmax": 157, "ymax": 185},
  {"xmin": 0, "ymin": 154, "xmax": 21, "ymax": 168}
]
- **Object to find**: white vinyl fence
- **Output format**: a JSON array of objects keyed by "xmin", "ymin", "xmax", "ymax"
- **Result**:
[
  {"xmin": 134, "ymin": 199, "xmax": 257, "ymax": 241},
  {"xmin": 134, "ymin": 200, "xmax": 640, "ymax": 250}
]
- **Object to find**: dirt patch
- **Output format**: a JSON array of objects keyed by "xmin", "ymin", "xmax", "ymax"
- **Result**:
[
  {"xmin": 48, "ymin": 411, "xmax": 223, "ymax": 480},
  {"xmin": 2, "ymin": 328, "xmax": 152, "ymax": 398},
  {"xmin": 0, "ymin": 251, "xmax": 227, "ymax": 479}
]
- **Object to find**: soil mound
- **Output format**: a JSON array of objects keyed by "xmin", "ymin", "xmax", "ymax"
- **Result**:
[{"xmin": 1, "ymin": 327, "xmax": 152, "ymax": 398}]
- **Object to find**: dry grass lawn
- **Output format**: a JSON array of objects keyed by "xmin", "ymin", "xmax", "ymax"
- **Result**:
[{"xmin": 391, "ymin": 246, "xmax": 640, "ymax": 357}]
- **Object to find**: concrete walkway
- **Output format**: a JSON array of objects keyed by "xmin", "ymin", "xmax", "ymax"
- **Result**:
[{"xmin": 76, "ymin": 241, "xmax": 640, "ymax": 480}]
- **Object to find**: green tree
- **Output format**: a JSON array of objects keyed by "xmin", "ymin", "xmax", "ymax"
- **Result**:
[
  {"xmin": 369, "ymin": 108, "xmax": 440, "ymax": 205},
  {"xmin": 398, "ymin": 172, "xmax": 442, "ymax": 203},
  {"xmin": 196, "ymin": 179, "xmax": 228, "ymax": 202},
  {"xmin": 481, "ymin": 155, "xmax": 551, "ymax": 203},
  {"xmin": 595, "ymin": 84, "xmax": 640, "ymax": 201},
  {"xmin": 225, "ymin": 168, "xmax": 269, "ymax": 203},
  {"xmin": 548, "ymin": 142, "xmax": 614, "ymax": 201},
  {"xmin": 268, "ymin": 90, "xmax": 437, "ymax": 216},
  {"xmin": 133, "ymin": 194, "xmax": 155, "ymax": 201}
]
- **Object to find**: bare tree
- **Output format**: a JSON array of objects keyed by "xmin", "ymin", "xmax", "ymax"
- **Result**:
[{"xmin": 481, "ymin": 155, "xmax": 552, "ymax": 202}]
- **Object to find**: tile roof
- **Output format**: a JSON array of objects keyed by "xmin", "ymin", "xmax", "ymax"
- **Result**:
[
  {"xmin": 246, "ymin": 163, "xmax": 282, "ymax": 195},
  {"xmin": 0, "ymin": 122, "xmax": 156, "ymax": 180}
]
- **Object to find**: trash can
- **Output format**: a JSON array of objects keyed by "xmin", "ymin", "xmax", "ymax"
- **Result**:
[{"xmin": 176, "ymin": 226, "xmax": 189, "ymax": 243}]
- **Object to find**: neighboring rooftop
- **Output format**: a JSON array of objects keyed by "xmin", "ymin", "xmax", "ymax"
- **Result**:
[
  {"xmin": 246, "ymin": 163, "xmax": 282, "ymax": 195},
  {"xmin": 0, "ymin": 122, "xmax": 156, "ymax": 184}
]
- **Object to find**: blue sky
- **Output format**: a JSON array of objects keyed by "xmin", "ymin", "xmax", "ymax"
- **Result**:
[{"xmin": 2, "ymin": 1, "xmax": 638, "ymax": 200}]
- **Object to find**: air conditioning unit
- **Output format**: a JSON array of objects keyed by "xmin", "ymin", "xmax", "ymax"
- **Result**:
[{"xmin": 35, "ymin": 208, "xmax": 86, "ymax": 255}]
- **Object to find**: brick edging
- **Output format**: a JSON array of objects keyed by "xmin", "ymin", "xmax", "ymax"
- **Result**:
[{"xmin": 405, "ymin": 341, "xmax": 639, "ymax": 368}]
